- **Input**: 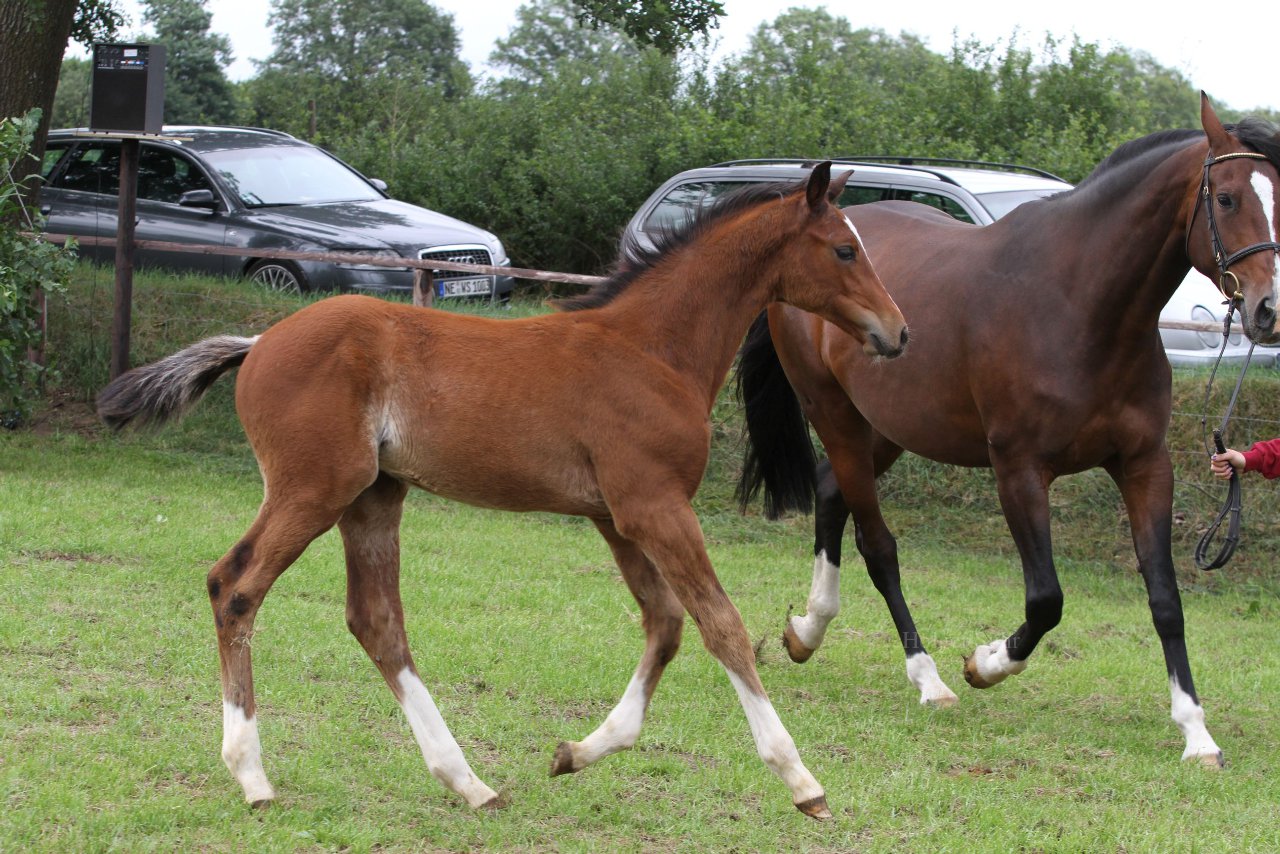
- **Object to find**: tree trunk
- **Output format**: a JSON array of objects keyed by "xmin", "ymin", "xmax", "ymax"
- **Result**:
[{"xmin": 0, "ymin": 0, "xmax": 81, "ymax": 212}]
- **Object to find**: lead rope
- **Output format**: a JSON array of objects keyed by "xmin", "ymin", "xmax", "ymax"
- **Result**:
[{"xmin": 1194, "ymin": 302, "xmax": 1255, "ymax": 570}]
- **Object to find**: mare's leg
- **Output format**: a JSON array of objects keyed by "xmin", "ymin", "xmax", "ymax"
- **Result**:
[
  {"xmin": 786, "ymin": 417, "xmax": 956, "ymax": 706},
  {"xmin": 208, "ymin": 495, "xmax": 351, "ymax": 805},
  {"xmin": 1106, "ymin": 454, "xmax": 1223, "ymax": 766},
  {"xmin": 550, "ymin": 518, "xmax": 684, "ymax": 775},
  {"xmin": 962, "ymin": 462, "xmax": 1062, "ymax": 688},
  {"xmin": 612, "ymin": 498, "xmax": 829, "ymax": 819},
  {"xmin": 339, "ymin": 473, "xmax": 500, "ymax": 807}
]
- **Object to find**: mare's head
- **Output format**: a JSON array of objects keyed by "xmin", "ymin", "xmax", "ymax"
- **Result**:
[
  {"xmin": 1189, "ymin": 94, "xmax": 1280, "ymax": 344},
  {"xmin": 772, "ymin": 163, "xmax": 907, "ymax": 357}
]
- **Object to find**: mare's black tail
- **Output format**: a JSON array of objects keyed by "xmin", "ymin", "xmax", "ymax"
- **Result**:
[{"xmin": 734, "ymin": 313, "xmax": 817, "ymax": 519}]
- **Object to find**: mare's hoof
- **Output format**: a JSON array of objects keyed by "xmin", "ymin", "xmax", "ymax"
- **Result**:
[
  {"xmin": 926, "ymin": 692, "xmax": 959, "ymax": 709},
  {"xmin": 549, "ymin": 741, "xmax": 578, "ymax": 777},
  {"xmin": 962, "ymin": 654, "xmax": 996, "ymax": 689},
  {"xmin": 795, "ymin": 795, "xmax": 833, "ymax": 820},
  {"xmin": 782, "ymin": 621, "xmax": 816, "ymax": 664},
  {"xmin": 248, "ymin": 798, "xmax": 273, "ymax": 810}
]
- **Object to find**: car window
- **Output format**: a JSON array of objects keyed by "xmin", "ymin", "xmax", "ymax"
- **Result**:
[
  {"xmin": 138, "ymin": 146, "xmax": 213, "ymax": 204},
  {"xmin": 642, "ymin": 180, "xmax": 760, "ymax": 234},
  {"xmin": 199, "ymin": 145, "xmax": 382, "ymax": 207},
  {"xmin": 975, "ymin": 188, "xmax": 1062, "ymax": 220},
  {"xmin": 41, "ymin": 144, "xmax": 72, "ymax": 179},
  {"xmin": 55, "ymin": 143, "xmax": 121, "ymax": 195},
  {"xmin": 837, "ymin": 185, "xmax": 890, "ymax": 207},
  {"xmin": 889, "ymin": 189, "xmax": 974, "ymax": 223}
]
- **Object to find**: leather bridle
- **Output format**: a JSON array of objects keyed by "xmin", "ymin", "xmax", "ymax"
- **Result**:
[{"xmin": 1185, "ymin": 149, "xmax": 1280, "ymax": 303}]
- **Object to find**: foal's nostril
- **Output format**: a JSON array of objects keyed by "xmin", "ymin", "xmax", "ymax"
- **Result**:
[
  {"xmin": 1256, "ymin": 296, "xmax": 1277, "ymax": 334},
  {"xmin": 899, "ymin": 327, "xmax": 910, "ymax": 350}
]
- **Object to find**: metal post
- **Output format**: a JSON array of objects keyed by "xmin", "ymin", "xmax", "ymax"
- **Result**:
[{"xmin": 110, "ymin": 137, "xmax": 139, "ymax": 379}]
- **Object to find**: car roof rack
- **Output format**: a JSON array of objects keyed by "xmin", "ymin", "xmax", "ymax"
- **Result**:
[
  {"xmin": 832, "ymin": 155, "xmax": 1066, "ymax": 182},
  {"xmin": 707, "ymin": 157, "xmax": 972, "ymax": 188}
]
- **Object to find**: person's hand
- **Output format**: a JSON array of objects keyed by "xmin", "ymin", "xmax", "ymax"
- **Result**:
[{"xmin": 1210, "ymin": 449, "xmax": 1245, "ymax": 480}]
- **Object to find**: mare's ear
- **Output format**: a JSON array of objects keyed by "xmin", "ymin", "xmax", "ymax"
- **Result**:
[
  {"xmin": 1201, "ymin": 91, "xmax": 1232, "ymax": 152},
  {"xmin": 828, "ymin": 169, "xmax": 853, "ymax": 201},
  {"xmin": 806, "ymin": 161, "xmax": 833, "ymax": 212}
]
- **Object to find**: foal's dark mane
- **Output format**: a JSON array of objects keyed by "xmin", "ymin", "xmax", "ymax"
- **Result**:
[{"xmin": 555, "ymin": 181, "xmax": 804, "ymax": 313}]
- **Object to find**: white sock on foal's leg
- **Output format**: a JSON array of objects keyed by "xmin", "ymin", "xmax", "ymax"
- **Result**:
[
  {"xmin": 787, "ymin": 551, "xmax": 841, "ymax": 655},
  {"xmin": 222, "ymin": 701, "xmax": 275, "ymax": 805},
  {"xmin": 553, "ymin": 672, "xmax": 648, "ymax": 773},
  {"xmin": 396, "ymin": 668, "xmax": 500, "ymax": 808}
]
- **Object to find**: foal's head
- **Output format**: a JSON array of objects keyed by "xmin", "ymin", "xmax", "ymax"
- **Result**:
[
  {"xmin": 1189, "ymin": 95, "xmax": 1280, "ymax": 345},
  {"xmin": 772, "ymin": 163, "xmax": 908, "ymax": 357}
]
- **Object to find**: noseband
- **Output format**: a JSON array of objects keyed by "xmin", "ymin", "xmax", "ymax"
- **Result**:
[{"xmin": 1185, "ymin": 150, "xmax": 1280, "ymax": 302}]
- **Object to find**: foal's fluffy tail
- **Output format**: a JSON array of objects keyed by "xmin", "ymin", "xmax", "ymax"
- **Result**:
[
  {"xmin": 97, "ymin": 335, "xmax": 257, "ymax": 431},
  {"xmin": 734, "ymin": 313, "xmax": 817, "ymax": 519}
]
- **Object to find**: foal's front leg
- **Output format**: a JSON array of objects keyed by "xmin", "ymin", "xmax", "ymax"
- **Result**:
[
  {"xmin": 550, "ymin": 519, "xmax": 684, "ymax": 775},
  {"xmin": 614, "ymin": 500, "xmax": 829, "ymax": 819}
]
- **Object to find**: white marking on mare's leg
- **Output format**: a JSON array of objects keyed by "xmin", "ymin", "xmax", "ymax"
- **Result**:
[
  {"xmin": 725, "ymin": 670, "xmax": 826, "ymax": 814},
  {"xmin": 789, "ymin": 551, "xmax": 840, "ymax": 652},
  {"xmin": 1171, "ymin": 677, "xmax": 1223, "ymax": 765},
  {"xmin": 905, "ymin": 652, "xmax": 958, "ymax": 706},
  {"xmin": 556, "ymin": 672, "xmax": 649, "ymax": 772},
  {"xmin": 221, "ymin": 701, "xmax": 275, "ymax": 805},
  {"xmin": 963, "ymin": 638, "xmax": 1028, "ymax": 688},
  {"xmin": 396, "ymin": 668, "xmax": 499, "ymax": 808}
]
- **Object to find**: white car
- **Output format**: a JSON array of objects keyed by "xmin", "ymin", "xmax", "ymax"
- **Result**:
[{"xmin": 624, "ymin": 157, "xmax": 1270, "ymax": 367}]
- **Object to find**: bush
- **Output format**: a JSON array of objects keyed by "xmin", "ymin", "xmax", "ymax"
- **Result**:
[{"xmin": 0, "ymin": 109, "xmax": 75, "ymax": 427}]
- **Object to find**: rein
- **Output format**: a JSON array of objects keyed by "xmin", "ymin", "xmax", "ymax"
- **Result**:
[{"xmin": 1186, "ymin": 149, "xmax": 1280, "ymax": 570}]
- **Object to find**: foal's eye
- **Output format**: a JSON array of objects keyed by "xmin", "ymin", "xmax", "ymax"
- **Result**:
[
  {"xmin": 835, "ymin": 245, "xmax": 858, "ymax": 262},
  {"xmin": 1216, "ymin": 192, "xmax": 1235, "ymax": 210}
]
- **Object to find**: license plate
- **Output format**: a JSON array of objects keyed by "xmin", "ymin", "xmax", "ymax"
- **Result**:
[{"xmin": 437, "ymin": 276, "xmax": 493, "ymax": 297}]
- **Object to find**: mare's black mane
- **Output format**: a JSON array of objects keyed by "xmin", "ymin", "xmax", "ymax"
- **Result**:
[{"xmin": 555, "ymin": 180, "xmax": 803, "ymax": 312}]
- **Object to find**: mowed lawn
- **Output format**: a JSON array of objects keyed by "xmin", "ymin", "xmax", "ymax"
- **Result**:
[{"xmin": 3, "ymin": 424, "xmax": 1279, "ymax": 852}]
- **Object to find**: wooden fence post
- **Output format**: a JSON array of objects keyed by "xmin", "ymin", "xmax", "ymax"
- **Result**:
[
  {"xmin": 412, "ymin": 268, "xmax": 435, "ymax": 307},
  {"xmin": 110, "ymin": 137, "xmax": 139, "ymax": 380}
]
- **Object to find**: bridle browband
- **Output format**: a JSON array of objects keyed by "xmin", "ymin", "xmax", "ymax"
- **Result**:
[{"xmin": 1185, "ymin": 149, "xmax": 1280, "ymax": 302}]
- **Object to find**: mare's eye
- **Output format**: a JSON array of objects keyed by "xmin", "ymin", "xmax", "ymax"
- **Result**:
[
  {"xmin": 835, "ymin": 245, "xmax": 857, "ymax": 262},
  {"xmin": 1216, "ymin": 193, "xmax": 1235, "ymax": 210}
]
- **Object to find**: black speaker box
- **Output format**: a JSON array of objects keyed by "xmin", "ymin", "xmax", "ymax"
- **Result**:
[{"xmin": 90, "ymin": 44, "xmax": 166, "ymax": 134}]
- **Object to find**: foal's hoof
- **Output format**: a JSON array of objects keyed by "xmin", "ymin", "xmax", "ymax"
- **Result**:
[
  {"xmin": 1187, "ymin": 750, "xmax": 1225, "ymax": 770},
  {"xmin": 795, "ymin": 795, "xmax": 833, "ymax": 820},
  {"xmin": 479, "ymin": 792, "xmax": 510, "ymax": 810},
  {"xmin": 549, "ymin": 741, "xmax": 579, "ymax": 777},
  {"xmin": 782, "ymin": 621, "xmax": 816, "ymax": 664},
  {"xmin": 962, "ymin": 654, "xmax": 997, "ymax": 689},
  {"xmin": 248, "ymin": 797, "xmax": 273, "ymax": 810},
  {"xmin": 925, "ymin": 692, "xmax": 960, "ymax": 709}
]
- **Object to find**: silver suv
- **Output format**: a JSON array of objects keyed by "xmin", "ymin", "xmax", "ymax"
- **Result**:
[{"xmin": 624, "ymin": 157, "xmax": 1262, "ymax": 367}]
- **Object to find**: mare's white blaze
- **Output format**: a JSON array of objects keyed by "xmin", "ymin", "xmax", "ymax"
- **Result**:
[
  {"xmin": 1170, "ymin": 677, "xmax": 1222, "ymax": 761},
  {"xmin": 789, "ymin": 551, "xmax": 840, "ymax": 651},
  {"xmin": 396, "ymin": 668, "xmax": 498, "ymax": 807},
  {"xmin": 905, "ymin": 652, "xmax": 959, "ymax": 705},
  {"xmin": 221, "ymin": 701, "xmax": 275, "ymax": 804},
  {"xmin": 968, "ymin": 638, "xmax": 1028, "ymax": 684},
  {"xmin": 1249, "ymin": 170, "xmax": 1280, "ymax": 299},
  {"xmin": 565, "ymin": 672, "xmax": 649, "ymax": 767},
  {"xmin": 726, "ymin": 670, "xmax": 824, "ymax": 804}
]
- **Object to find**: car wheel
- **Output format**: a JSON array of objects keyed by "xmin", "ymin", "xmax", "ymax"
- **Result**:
[{"xmin": 247, "ymin": 259, "xmax": 309, "ymax": 294}]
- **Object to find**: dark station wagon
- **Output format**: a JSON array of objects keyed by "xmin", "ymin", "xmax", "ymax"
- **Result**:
[{"xmin": 39, "ymin": 126, "xmax": 515, "ymax": 300}]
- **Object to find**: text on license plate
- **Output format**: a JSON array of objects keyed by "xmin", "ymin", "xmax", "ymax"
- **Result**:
[{"xmin": 437, "ymin": 276, "xmax": 493, "ymax": 297}]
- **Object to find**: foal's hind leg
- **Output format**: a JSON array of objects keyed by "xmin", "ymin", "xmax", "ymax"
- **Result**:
[
  {"xmin": 208, "ymin": 497, "xmax": 349, "ymax": 806},
  {"xmin": 339, "ymin": 473, "xmax": 501, "ymax": 807},
  {"xmin": 550, "ymin": 519, "xmax": 684, "ymax": 775}
]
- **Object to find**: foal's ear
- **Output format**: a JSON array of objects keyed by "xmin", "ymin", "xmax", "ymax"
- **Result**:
[
  {"xmin": 828, "ymin": 169, "xmax": 853, "ymax": 201},
  {"xmin": 1201, "ymin": 91, "xmax": 1232, "ymax": 152},
  {"xmin": 805, "ymin": 161, "xmax": 833, "ymax": 212}
]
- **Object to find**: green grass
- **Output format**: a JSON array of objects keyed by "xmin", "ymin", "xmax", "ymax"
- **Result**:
[{"xmin": 3, "ymin": 266, "xmax": 1280, "ymax": 850}]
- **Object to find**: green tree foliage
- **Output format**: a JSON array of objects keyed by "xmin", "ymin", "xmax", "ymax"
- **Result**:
[
  {"xmin": 0, "ymin": 111, "xmax": 75, "ymax": 425},
  {"xmin": 51, "ymin": 58, "xmax": 92, "ymax": 129},
  {"xmin": 572, "ymin": 0, "xmax": 723, "ymax": 54},
  {"xmin": 141, "ymin": 0, "xmax": 237, "ymax": 124},
  {"xmin": 490, "ymin": 0, "xmax": 638, "ymax": 85}
]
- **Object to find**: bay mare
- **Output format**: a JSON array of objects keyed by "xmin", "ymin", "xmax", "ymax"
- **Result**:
[
  {"xmin": 737, "ymin": 96, "xmax": 1280, "ymax": 765},
  {"xmin": 96, "ymin": 164, "xmax": 907, "ymax": 818}
]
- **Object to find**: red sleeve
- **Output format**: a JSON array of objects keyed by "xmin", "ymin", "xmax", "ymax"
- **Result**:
[{"xmin": 1242, "ymin": 438, "xmax": 1280, "ymax": 479}]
